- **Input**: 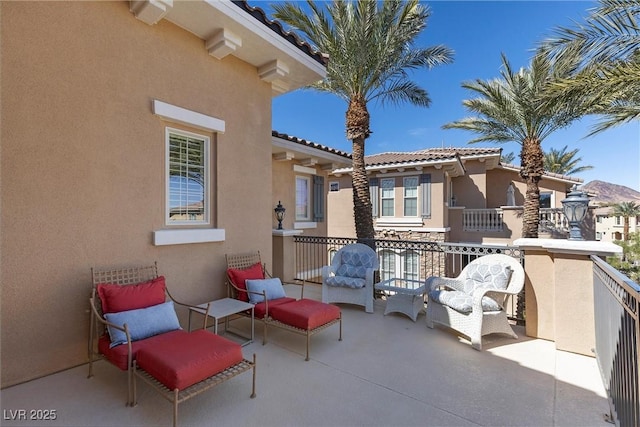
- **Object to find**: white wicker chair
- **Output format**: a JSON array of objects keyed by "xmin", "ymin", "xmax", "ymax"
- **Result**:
[
  {"xmin": 322, "ymin": 243, "xmax": 379, "ymax": 313},
  {"xmin": 425, "ymin": 254, "xmax": 524, "ymax": 350}
]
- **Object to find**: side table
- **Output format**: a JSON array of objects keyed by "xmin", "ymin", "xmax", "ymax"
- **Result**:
[
  {"xmin": 374, "ymin": 278, "xmax": 426, "ymax": 322},
  {"xmin": 188, "ymin": 297, "xmax": 254, "ymax": 346}
]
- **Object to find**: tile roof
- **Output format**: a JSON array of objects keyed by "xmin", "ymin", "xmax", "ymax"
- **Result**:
[
  {"xmin": 233, "ymin": 1, "xmax": 326, "ymax": 65},
  {"xmin": 365, "ymin": 147, "xmax": 501, "ymax": 166},
  {"xmin": 500, "ymin": 162, "xmax": 583, "ymax": 183},
  {"xmin": 272, "ymin": 131, "xmax": 352, "ymax": 159}
]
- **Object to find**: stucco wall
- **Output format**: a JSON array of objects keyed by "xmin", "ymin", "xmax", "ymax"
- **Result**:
[{"xmin": 1, "ymin": 1, "xmax": 273, "ymax": 387}]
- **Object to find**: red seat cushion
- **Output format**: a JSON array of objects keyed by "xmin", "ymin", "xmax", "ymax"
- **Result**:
[
  {"xmin": 269, "ymin": 299, "xmax": 341, "ymax": 330},
  {"xmin": 227, "ymin": 263, "xmax": 264, "ymax": 303},
  {"xmin": 97, "ymin": 276, "xmax": 166, "ymax": 313},
  {"xmin": 254, "ymin": 297, "xmax": 296, "ymax": 319},
  {"xmin": 99, "ymin": 329, "xmax": 187, "ymax": 371},
  {"xmin": 136, "ymin": 330, "xmax": 243, "ymax": 391}
]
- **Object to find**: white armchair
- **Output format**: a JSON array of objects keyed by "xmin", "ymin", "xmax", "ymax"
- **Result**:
[
  {"xmin": 426, "ymin": 254, "xmax": 524, "ymax": 350},
  {"xmin": 322, "ymin": 243, "xmax": 379, "ymax": 313}
]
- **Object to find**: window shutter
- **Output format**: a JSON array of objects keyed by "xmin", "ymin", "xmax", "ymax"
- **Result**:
[
  {"xmin": 420, "ymin": 174, "xmax": 431, "ymax": 218},
  {"xmin": 370, "ymin": 178, "xmax": 379, "ymax": 218},
  {"xmin": 313, "ymin": 175, "xmax": 325, "ymax": 222}
]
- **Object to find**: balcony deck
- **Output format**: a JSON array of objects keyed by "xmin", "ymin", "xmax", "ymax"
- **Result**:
[{"xmin": 1, "ymin": 285, "xmax": 608, "ymax": 427}]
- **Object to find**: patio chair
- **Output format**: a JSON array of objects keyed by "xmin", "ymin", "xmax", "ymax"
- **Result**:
[
  {"xmin": 425, "ymin": 254, "xmax": 524, "ymax": 350},
  {"xmin": 88, "ymin": 262, "xmax": 256, "ymax": 426},
  {"xmin": 226, "ymin": 251, "xmax": 342, "ymax": 361},
  {"xmin": 321, "ymin": 243, "xmax": 379, "ymax": 313}
]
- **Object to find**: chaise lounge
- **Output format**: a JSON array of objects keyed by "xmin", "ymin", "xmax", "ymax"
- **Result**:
[
  {"xmin": 88, "ymin": 262, "xmax": 256, "ymax": 426},
  {"xmin": 226, "ymin": 251, "xmax": 342, "ymax": 361}
]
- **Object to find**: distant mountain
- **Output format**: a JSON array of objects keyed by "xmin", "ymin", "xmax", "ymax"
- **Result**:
[{"xmin": 582, "ymin": 180, "xmax": 640, "ymax": 205}]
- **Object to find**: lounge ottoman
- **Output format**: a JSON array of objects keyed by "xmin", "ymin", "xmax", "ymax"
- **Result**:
[
  {"xmin": 133, "ymin": 330, "xmax": 255, "ymax": 427},
  {"xmin": 268, "ymin": 298, "xmax": 342, "ymax": 360}
]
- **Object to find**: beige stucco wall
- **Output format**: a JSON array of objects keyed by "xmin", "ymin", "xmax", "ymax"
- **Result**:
[
  {"xmin": 1, "ymin": 1, "xmax": 275, "ymax": 387},
  {"xmin": 327, "ymin": 175, "xmax": 357, "ymax": 237},
  {"xmin": 453, "ymin": 160, "xmax": 487, "ymax": 208}
]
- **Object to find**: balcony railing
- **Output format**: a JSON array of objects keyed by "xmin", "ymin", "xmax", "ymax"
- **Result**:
[
  {"xmin": 463, "ymin": 208, "xmax": 504, "ymax": 232},
  {"xmin": 539, "ymin": 208, "xmax": 569, "ymax": 233},
  {"xmin": 460, "ymin": 207, "xmax": 568, "ymax": 235},
  {"xmin": 592, "ymin": 255, "xmax": 640, "ymax": 427},
  {"xmin": 293, "ymin": 236, "xmax": 524, "ymax": 324}
]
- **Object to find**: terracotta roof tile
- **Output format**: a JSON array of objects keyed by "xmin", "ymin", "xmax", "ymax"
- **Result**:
[
  {"xmin": 365, "ymin": 147, "xmax": 501, "ymax": 166},
  {"xmin": 233, "ymin": 1, "xmax": 326, "ymax": 65},
  {"xmin": 272, "ymin": 131, "xmax": 351, "ymax": 159}
]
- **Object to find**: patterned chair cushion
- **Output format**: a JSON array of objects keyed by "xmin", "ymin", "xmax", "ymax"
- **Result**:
[
  {"xmin": 429, "ymin": 289, "xmax": 501, "ymax": 313},
  {"xmin": 325, "ymin": 275, "xmax": 366, "ymax": 289},
  {"xmin": 336, "ymin": 263, "xmax": 367, "ymax": 279},
  {"xmin": 462, "ymin": 263, "xmax": 513, "ymax": 294},
  {"xmin": 341, "ymin": 250, "xmax": 375, "ymax": 268}
]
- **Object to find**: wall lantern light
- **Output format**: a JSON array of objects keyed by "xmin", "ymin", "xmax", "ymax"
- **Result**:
[
  {"xmin": 274, "ymin": 201, "xmax": 286, "ymax": 230},
  {"xmin": 561, "ymin": 186, "xmax": 590, "ymax": 241}
]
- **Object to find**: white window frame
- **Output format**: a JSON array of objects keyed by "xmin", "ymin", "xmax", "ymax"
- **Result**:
[
  {"xmin": 329, "ymin": 181, "xmax": 340, "ymax": 192},
  {"xmin": 151, "ymin": 99, "xmax": 225, "ymax": 246},
  {"xmin": 379, "ymin": 249, "xmax": 420, "ymax": 281},
  {"xmin": 295, "ymin": 175, "xmax": 311, "ymax": 221},
  {"xmin": 165, "ymin": 128, "xmax": 210, "ymax": 226},
  {"xmin": 381, "ymin": 178, "xmax": 395, "ymax": 217},
  {"xmin": 403, "ymin": 176, "xmax": 419, "ymax": 217}
]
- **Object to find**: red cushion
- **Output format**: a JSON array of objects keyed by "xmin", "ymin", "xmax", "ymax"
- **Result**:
[
  {"xmin": 227, "ymin": 263, "xmax": 264, "ymax": 302},
  {"xmin": 99, "ymin": 329, "xmax": 187, "ymax": 371},
  {"xmin": 136, "ymin": 330, "xmax": 243, "ymax": 390},
  {"xmin": 97, "ymin": 276, "xmax": 166, "ymax": 314},
  {"xmin": 270, "ymin": 299, "xmax": 341, "ymax": 330},
  {"xmin": 254, "ymin": 297, "xmax": 296, "ymax": 319}
]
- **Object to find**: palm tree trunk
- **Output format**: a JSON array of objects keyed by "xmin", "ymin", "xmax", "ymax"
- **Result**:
[
  {"xmin": 624, "ymin": 217, "xmax": 630, "ymax": 241},
  {"xmin": 346, "ymin": 95, "xmax": 375, "ymax": 245},
  {"xmin": 520, "ymin": 137, "xmax": 544, "ymax": 238}
]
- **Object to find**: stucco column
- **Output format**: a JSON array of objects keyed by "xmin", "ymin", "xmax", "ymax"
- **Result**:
[
  {"xmin": 514, "ymin": 238, "xmax": 622, "ymax": 356},
  {"xmin": 272, "ymin": 229, "xmax": 303, "ymax": 282}
]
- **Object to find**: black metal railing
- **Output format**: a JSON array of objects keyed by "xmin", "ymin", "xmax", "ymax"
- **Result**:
[
  {"xmin": 592, "ymin": 256, "xmax": 640, "ymax": 427},
  {"xmin": 293, "ymin": 236, "xmax": 524, "ymax": 324}
]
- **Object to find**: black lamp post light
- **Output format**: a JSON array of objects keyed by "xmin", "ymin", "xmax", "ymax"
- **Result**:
[
  {"xmin": 561, "ymin": 186, "xmax": 590, "ymax": 241},
  {"xmin": 274, "ymin": 201, "xmax": 286, "ymax": 230}
]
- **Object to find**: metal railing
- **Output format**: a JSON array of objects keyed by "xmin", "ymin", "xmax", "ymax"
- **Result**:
[
  {"xmin": 592, "ymin": 255, "xmax": 640, "ymax": 427},
  {"xmin": 293, "ymin": 236, "xmax": 524, "ymax": 324}
]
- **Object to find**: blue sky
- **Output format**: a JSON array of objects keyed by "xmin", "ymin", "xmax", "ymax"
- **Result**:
[{"xmin": 266, "ymin": 1, "xmax": 640, "ymax": 190}]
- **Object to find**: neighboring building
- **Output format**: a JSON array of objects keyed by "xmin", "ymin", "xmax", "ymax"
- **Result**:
[
  {"xmin": 270, "ymin": 131, "xmax": 352, "ymax": 280},
  {"xmin": 594, "ymin": 206, "xmax": 640, "ymax": 242},
  {"xmin": 1, "ymin": 0, "xmax": 325, "ymax": 388},
  {"xmin": 328, "ymin": 148, "xmax": 587, "ymax": 250}
]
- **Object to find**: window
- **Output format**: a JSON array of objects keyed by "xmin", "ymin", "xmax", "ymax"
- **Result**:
[
  {"xmin": 329, "ymin": 182, "xmax": 340, "ymax": 192},
  {"xmin": 379, "ymin": 250, "xmax": 420, "ymax": 281},
  {"xmin": 597, "ymin": 215, "xmax": 603, "ymax": 223},
  {"xmin": 380, "ymin": 250, "xmax": 396, "ymax": 281},
  {"xmin": 616, "ymin": 216, "xmax": 622, "ymax": 226},
  {"xmin": 540, "ymin": 192, "xmax": 552, "ymax": 209},
  {"xmin": 296, "ymin": 176, "xmax": 311, "ymax": 221},
  {"xmin": 403, "ymin": 251, "xmax": 419, "ymax": 281},
  {"xmin": 381, "ymin": 178, "xmax": 395, "ymax": 217},
  {"xmin": 404, "ymin": 177, "xmax": 418, "ymax": 216},
  {"xmin": 167, "ymin": 128, "xmax": 209, "ymax": 225},
  {"xmin": 596, "ymin": 232, "xmax": 602, "ymax": 240}
]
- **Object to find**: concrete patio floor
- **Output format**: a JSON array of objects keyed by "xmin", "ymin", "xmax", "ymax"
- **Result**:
[{"xmin": 1, "ymin": 285, "xmax": 609, "ymax": 427}]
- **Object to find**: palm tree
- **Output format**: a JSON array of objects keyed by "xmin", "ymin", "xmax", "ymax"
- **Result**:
[
  {"xmin": 544, "ymin": 146, "xmax": 594, "ymax": 175},
  {"xmin": 443, "ymin": 53, "xmax": 585, "ymax": 238},
  {"xmin": 612, "ymin": 201, "xmax": 640, "ymax": 241},
  {"xmin": 540, "ymin": 0, "xmax": 640, "ymax": 134},
  {"xmin": 501, "ymin": 152, "xmax": 516, "ymax": 164},
  {"xmin": 272, "ymin": 0, "xmax": 453, "ymax": 242}
]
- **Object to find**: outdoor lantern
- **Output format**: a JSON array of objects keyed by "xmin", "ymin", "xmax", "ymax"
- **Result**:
[
  {"xmin": 561, "ymin": 186, "xmax": 590, "ymax": 241},
  {"xmin": 274, "ymin": 201, "xmax": 286, "ymax": 230}
]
